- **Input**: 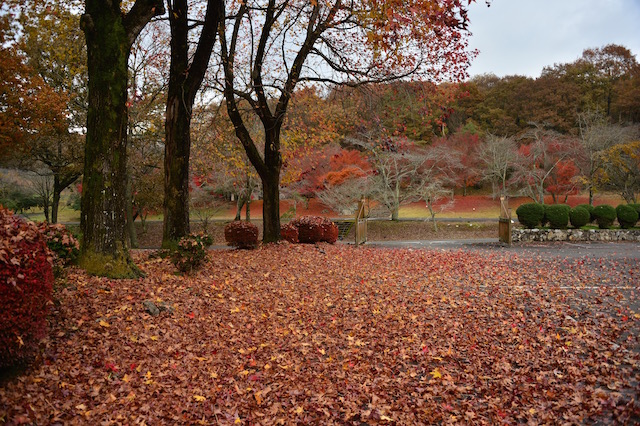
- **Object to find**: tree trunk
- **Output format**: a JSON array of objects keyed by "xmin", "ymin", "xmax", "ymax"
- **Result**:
[
  {"xmin": 391, "ymin": 184, "xmax": 400, "ymax": 221},
  {"xmin": 245, "ymin": 176, "xmax": 251, "ymax": 221},
  {"xmin": 261, "ymin": 171, "xmax": 281, "ymax": 243},
  {"xmin": 163, "ymin": 93, "xmax": 191, "ymax": 247},
  {"xmin": 51, "ymin": 176, "xmax": 61, "ymax": 224},
  {"xmin": 79, "ymin": 0, "xmax": 163, "ymax": 277},
  {"xmin": 234, "ymin": 197, "xmax": 244, "ymax": 221},
  {"xmin": 162, "ymin": 0, "xmax": 222, "ymax": 248},
  {"xmin": 52, "ymin": 172, "xmax": 80, "ymax": 224},
  {"xmin": 391, "ymin": 206, "xmax": 399, "ymax": 221},
  {"xmin": 126, "ymin": 176, "xmax": 138, "ymax": 248},
  {"xmin": 43, "ymin": 200, "xmax": 50, "ymax": 223}
]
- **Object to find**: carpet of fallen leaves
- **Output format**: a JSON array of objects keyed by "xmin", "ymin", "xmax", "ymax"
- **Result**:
[{"xmin": 1, "ymin": 243, "xmax": 639, "ymax": 425}]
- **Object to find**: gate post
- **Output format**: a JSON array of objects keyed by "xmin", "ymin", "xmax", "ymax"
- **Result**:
[
  {"xmin": 355, "ymin": 198, "xmax": 367, "ymax": 246},
  {"xmin": 499, "ymin": 196, "xmax": 512, "ymax": 245}
]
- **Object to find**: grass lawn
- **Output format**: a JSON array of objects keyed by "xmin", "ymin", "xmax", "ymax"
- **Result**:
[{"xmin": 1, "ymin": 244, "xmax": 638, "ymax": 424}]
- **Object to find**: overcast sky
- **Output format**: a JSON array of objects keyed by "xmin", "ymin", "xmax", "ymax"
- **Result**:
[{"xmin": 465, "ymin": 0, "xmax": 640, "ymax": 79}]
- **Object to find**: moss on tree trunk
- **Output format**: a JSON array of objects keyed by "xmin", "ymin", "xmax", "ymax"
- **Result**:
[{"xmin": 79, "ymin": 0, "xmax": 163, "ymax": 277}]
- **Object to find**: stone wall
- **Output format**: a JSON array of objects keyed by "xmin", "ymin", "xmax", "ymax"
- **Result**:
[{"xmin": 512, "ymin": 228, "xmax": 640, "ymax": 243}]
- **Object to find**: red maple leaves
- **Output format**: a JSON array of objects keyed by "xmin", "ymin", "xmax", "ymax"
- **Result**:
[{"xmin": 1, "ymin": 244, "xmax": 638, "ymax": 424}]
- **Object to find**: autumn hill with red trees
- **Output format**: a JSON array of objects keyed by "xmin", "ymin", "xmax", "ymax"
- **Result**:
[{"xmin": 193, "ymin": 43, "xmax": 640, "ymax": 223}]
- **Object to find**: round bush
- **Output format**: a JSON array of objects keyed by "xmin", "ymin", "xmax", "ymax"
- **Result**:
[
  {"xmin": 280, "ymin": 223, "xmax": 299, "ymax": 243},
  {"xmin": 616, "ymin": 204, "xmax": 639, "ymax": 229},
  {"xmin": 290, "ymin": 216, "xmax": 339, "ymax": 244},
  {"xmin": 569, "ymin": 207, "xmax": 590, "ymax": 228},
  {"xmin": 629, "ymin": 203, "xmax": 640, "ymax": 217},
  {"xmin": 544, "ymin": 204, "xmax": 570, "ymax": 229},
  {"xmin": 224, "ymin": 221, "xmax": 259, "ymax": 249},
  {"xmin": 172, "ymin": 233, "xmax": 213, "ymax": 273},
  {"xmin": 592, "ymin": 204, "xmax": 617, "ymax": 229},
  {"xmin": 575, "ymin": 204, "xmax": 595, "ymax": 222},
  {"xmin": 0, "ymin": 208, "xmax": 54, "ymax": 367},
  {"xmin": 515, "ymin": 203, "xmax": 545, "ymax": 228}
]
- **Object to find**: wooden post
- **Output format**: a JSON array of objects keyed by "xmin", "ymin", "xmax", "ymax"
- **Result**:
[
  {"xmin": 498, "ymin": 196, "xmax": 512, "ymax": 245},
  {"xmin": 355, "ymin": 198, "xmax": 367, "ymax": 246}
]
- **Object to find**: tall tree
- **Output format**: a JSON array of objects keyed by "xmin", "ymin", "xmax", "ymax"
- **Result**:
[
  {"xmin": 217, "ymin": 0, "xmax": 481, "ymax": 242},
  {"xmin": 575, "ymin": 110, "xmax": 637, "ymax": 204},
  {"xmin": 510, "ymin": 126, "xmax": 576, "ymax": 204},
  {"xmin": 162, "ymin": 0, "xmax": 224, "ymax": 248},
  {"xmin": 479, "ymin": 134, "xmax": 517, "ymax": 198},
  {"xmin": 594, "ymin": 141, "xmax": 640, "ymax": 203},
  {"xmin": 79, "ymin": 0, "xmax": 164, "ymax": 277},
  {"xmin": 17, "ymin": 3, "xmax": 87, "ymax": 223},
  {"xmin": 0, "ymin": 10, "xmax": 67, "ymax": 162},
  {"xmin": 432, "ymin": 130, "xmax": 482, "ymax": 195},
  {"xmin": 580, "ymin": 44, "xmax": 638, "ymax": 117}
]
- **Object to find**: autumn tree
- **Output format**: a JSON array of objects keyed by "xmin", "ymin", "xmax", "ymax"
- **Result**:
[
  {"xmin": 544, "ymin": 159, "xmax": 580, "ymax": 204},
  {"xmin": 280, "ymin": 87, "xmax": 356, "ymax": 193},
  {"xmin": 191, "ymin": 103, "xmax": 260, "ymax": 222},
  {"xmin": 216, "ymin": 0, "xmax": 482, "ymax": 242},
  {"xmin": 79, "ymin": 0, "xmax": 165, "ymax": 277},
  {"xmin": 478, "ymin": 134, "xmax": 517, "ymax": 198},
  {"xmin": 594, "ymin": 140, "xmax": 640, "ymax": 203},
  {"xmin": 432, "ymin": 130, "xmax": 482, "ymax": 195},
  {"xmin": 580, "ymin": 44, "xmax": 638, "ymax": 118},
  {"xmin": 0, "ymin": 11, "xmax": 67, "ymax": 163},
  {"xmin": 467, "ymin": 74, "xmax": 535, "ymax": 136},
  {"xmin": 510, "ymin": 126, "xmax": 577, "ymax": 204},
  {"xmin": 315, "ymin": 148, "xmax": 372, "ymax": 215},
  {"xmin": 363, "ymin": 139, "xmax": 457, "ymax": 221},
  {"xmin": 368, "ymin": 141, "xmax": 427, "ymax": 220},
  {"xmin": 162, "ymin": 0, "xmax": 224, "ymax": 247},
  {"xmin": 575, "ymin": 110, "xmax": 638, "ymax": 204},
  {"xmin": 611, "ymin": 60, "xmax": 640, "ymax": 123},
  {"xmin": 16, "ymin": 3, "xmax": 87, "ymax": 223}
]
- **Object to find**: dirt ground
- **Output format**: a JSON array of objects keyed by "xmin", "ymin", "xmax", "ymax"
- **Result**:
[{"xmin": 133, "ymin": 219, "xmax": 499, "ymax": 248}]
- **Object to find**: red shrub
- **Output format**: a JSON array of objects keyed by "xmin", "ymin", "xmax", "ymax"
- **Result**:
[
  {"xmin": 37, "ymin": 222, "xmax": 79, "ymax": 274},
  {"xmin": 280, "ymin": 223, "xmax": 299, "ymax": 243},
  {"xmin": 0, "ymin": 208, "xmax": 54, "ymax": 367},
  {"xmin": 290, "ymin": 216, "xmax": 339, "ymax": 244},
  {"xmin": 224, "ymin": 221, "xmax": 259, "ymax": 249}
]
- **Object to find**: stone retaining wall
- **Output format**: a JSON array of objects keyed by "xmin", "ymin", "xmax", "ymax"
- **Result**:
[{"xmin": 512, "ymin": 228, "xmax": 640, "ymax": 242}]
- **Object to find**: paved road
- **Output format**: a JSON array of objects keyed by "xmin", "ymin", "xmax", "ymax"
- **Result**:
[{"xmin": 364, "ymin": 239, "xmax": 640, "ymax": 260}]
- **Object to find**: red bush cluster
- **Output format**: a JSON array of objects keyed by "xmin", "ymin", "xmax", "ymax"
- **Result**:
[
  {"xmin": 280, "ymin": 223, "xmax": 299, "ymax": 243},
  {"xmin": 37, "ymin": 222, "xmax": 79, "ymax": 271},
  {"xmin": 0, "ymin": 208, "xmax": 54, "ymax": 367},
  {"xmin": 289, "ymin": 216, "xmax": 339, "ymax": 244},
  {"xmin": 224, "ymin": 221, "xmax": 259, "ymax": 249}
]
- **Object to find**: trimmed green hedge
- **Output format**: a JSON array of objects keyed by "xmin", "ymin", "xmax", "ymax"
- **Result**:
[
  {"xmin": 516, "ymin": 203, "xmax": 545, "ymax": 228},
  {"xmin": 593, "ymin": 205, "xmax": 617, "ymax": 229},
  {"xmin": 544, "ymin": 204, "xmax": 570, "ymax": 229},
  {"xmin": 616, "ymin": 204, "xmax": 639, "ymax": 229},
  {"xmin": 569, "ymin": 206, "xmax": 591, "ymax": 228},
  {"xmin": 575, "ymin": 204, "xmax": 595, "ymax": 222}
]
